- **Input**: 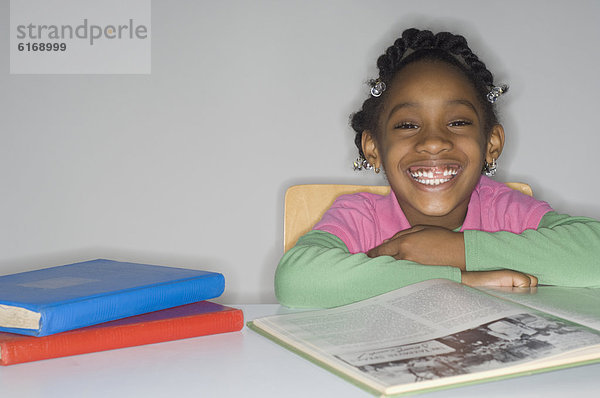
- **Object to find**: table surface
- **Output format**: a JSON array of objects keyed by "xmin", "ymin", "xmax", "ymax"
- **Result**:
[{"xmin": 1, "ymin": 304, "xmax": 599, "ymax": 397}]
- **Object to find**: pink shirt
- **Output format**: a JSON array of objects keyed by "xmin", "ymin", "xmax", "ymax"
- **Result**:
[{"xmin": 313, "ymin": 176, "xmax": 554, "ymax": 254}]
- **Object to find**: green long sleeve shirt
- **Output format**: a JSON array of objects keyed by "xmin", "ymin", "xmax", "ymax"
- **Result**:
[{"xmin": 275, "ymin": 211, "xmax": 600, "ymax": 308}]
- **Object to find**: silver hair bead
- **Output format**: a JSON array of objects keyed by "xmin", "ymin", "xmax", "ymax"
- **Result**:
[
  {"xmin": 369, "ymin": 80, "xmax": 386, "ymax": 97},
  {"xmin": 487, "ymin": 84, "xmax": 509, "ymax": 104}
]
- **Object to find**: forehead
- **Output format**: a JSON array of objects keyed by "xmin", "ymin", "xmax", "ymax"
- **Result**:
[{"xmin": 386, "ymin": 60, "xmax": 480, "ymax": 105}]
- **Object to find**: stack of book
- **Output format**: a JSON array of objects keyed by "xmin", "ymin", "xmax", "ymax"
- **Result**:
[{"xmin": 0, "ymin": 259, "xmax": 243, "ymax": 365}]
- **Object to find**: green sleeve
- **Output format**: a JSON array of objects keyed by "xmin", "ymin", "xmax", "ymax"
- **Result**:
[
  {"xmin": 465, "ymin": 211, "xmax": 600, "ymax": 287},
  {"xmin": 275, "ymin": 230, "xmax": 461, "ymax": 308}
]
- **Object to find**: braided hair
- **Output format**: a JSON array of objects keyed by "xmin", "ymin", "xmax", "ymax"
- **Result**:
[{"xmin": 351, "ymin": 28, "xmax": 505, "ymax": 160}]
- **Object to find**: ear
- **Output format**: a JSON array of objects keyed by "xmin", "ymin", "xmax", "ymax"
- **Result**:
[
  {"xmin": 486, "ymin": 124, "xmax": 505, "ymax": 163},
  {"xmin": 361, "ymin": 130, "xmax": 381, "ymax": 169}
]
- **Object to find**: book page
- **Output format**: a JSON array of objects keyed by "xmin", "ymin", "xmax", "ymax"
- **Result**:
[
  {"xmin": 253, "ymin": 279, "xmax": 600, "ymax": 392},
  {"xmin": 480, "ymin": 286, "xmax": 600, "ymax": 330},
  {"xmin": 0, "ymin": 304, "xmax": 40, "ymax": 329},
  {"xmin": 258, "ymin": 280, "xmax": 524, "ymax": 352}
]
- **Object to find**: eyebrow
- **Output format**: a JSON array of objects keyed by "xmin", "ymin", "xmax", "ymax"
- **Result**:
[
  {"xmin": 446, "ymin": 99, "xmax": 479, "ymax": 116},
  {"xmin": 387, "ymin": 102, "xmax": 419, "ymax": 119},
  {"xmin": 387, "ymin": 99, "xmax": 480, "ymax": 119}
]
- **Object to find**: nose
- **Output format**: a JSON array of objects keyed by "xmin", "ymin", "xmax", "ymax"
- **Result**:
[{"xmin": 414, "ymin": 126, "xmax": 453, "ymax": 154}]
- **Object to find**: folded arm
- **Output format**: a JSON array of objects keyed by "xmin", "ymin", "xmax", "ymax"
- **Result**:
[
  {"xmin": 275, "ymin": 211, "xmax": 600, "ymax": 308},
  {"xmin": 465, "ymin": 211, "xmax": 600, "ymax": 287},
  {"xmin": 275, "ymin": 230, "xmax": 461, "ymax": 308}
]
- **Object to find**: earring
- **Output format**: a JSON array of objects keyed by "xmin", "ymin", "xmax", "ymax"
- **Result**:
[
  {"xmin": 353, "ymin": 157, "xmax": 381, "ymax": 173},
  {"xmin": 483, "ymin": 158, "xmax": 497, "ymax": 177},
  {"xmin": 353, "ymin": 157, "xmax": 373, "ymax": 171}
]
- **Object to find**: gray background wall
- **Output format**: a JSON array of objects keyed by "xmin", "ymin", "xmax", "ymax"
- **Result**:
[{"xmin": 1, "ymin": 0, "xmax": 599, "ymax": 303}]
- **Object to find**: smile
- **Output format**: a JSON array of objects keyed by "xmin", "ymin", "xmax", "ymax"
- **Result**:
[{"xmin": 408, "ymin": 165, "xmax": 460, "ymax": 186}]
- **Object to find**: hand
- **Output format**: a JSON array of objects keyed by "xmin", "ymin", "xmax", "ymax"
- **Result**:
[
  {"xmin": 461, "ymin": 270, "xmax": 538, "ymax": 288},
  {"xmin": 366, "ymin": 225, "xmax": 466, "ymax": 270}
]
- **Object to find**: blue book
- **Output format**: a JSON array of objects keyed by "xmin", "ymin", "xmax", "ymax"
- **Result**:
[{"xmin": 0, "ymin": 259, "xmax": 225, "ymax": 337}]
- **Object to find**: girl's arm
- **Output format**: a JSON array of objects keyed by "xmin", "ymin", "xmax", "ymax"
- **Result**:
[
  {"xmin": 275, "ymin": 230, "xmax": 461, "ymax": 308},
  {"xmin": 465, "ymin": 211, "xmax": 600, "ymax": 286},
  {"xmin": 275, "ymin": 211, "xmax": 588, "ymax": 308}
]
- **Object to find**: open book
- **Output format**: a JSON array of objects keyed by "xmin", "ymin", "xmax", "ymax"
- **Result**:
[{"xmin": 248, "ymin": 279, "xmax": 600, "ymax": 396}]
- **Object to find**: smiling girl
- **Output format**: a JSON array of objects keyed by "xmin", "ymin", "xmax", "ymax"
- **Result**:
[{"xmin": 275, "ymin": 28, "xmax": 600, "ymax": 308}]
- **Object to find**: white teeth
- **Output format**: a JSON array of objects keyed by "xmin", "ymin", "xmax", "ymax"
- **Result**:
[
  {"xmin": 409, "ymin": 167, "xmax": 459, "ymax": 184},
  {"xmin": 414, "ymin": 177, "xmax": 452, "ymax": 186},
  {"xmin": 409, "ymin": 168, "xmax": 457, "ymax": 177}
]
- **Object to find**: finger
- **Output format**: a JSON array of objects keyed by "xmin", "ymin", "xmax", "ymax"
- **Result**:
[
  {"xmin": 366, "ymin": 246, "xmax": 382, "ymax": 258},
  {"xmin": 512, "ymin": 272, "xmax": 534, "ymax": 287},
  {"xmin": 367, "ymin": 242, "xmax": 399, "ymax": 259},
  {"xmin": 388, "ymin": 225, "xmax": 427, "ymax": 240},
  {"xmin": 527, "ymin": 274, "xmax": 538, "ymax": 287}
]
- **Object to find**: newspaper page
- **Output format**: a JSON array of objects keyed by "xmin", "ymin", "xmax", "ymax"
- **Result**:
[
  {"xmin": 254, "ymin": 279, "xmax": 600, "ymax": 390},
  {"xmin": 480, "ymin": 286, "xmax": 600, "ymax": 330}
]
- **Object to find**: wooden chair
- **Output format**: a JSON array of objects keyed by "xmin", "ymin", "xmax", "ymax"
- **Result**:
[{"xmin": 283, "ymin": 182, "xmax": 533, "ymax": 252}]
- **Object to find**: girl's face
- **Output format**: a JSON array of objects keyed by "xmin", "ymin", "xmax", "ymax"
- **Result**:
[{"xmin": 363, "ymin": 61, "xmax": 504, "ymax": 229}]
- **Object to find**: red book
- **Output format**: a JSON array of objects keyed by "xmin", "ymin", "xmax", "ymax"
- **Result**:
[{"xmin": 0, "ymin": 301, "xmax": 243, "ymax": 365}]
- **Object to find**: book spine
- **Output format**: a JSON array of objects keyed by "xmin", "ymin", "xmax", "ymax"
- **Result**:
[
  {"xmin": 37, "ymin": 273, "xmax": 225, "ymax": 336},
  {"xmin": 1, "ymin": 308, "xmax": 243, "ymax": 365}
]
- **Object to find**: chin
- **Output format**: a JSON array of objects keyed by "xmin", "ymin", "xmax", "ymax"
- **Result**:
[{"xmin": 417, "ymin": 204, "xmax": 455, "ymax": 218}]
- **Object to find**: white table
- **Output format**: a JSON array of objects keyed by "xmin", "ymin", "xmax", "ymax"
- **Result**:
[{"xmin": 1, "ymin": 304, "xmax": 599, "ymax": 397}]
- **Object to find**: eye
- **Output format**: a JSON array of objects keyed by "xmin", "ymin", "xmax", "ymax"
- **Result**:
[
  {"xmin": 394, "ymin": 122, "xmax": 419, "ymax": 129},
  {"xmin": 448, "ymin": 120, "xmax": 472, "ymax": 127}
]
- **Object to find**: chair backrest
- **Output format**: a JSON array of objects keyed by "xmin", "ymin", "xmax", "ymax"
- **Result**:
[{"xmin": 283, "ymin": 182, "xmax": 533, "ymax": 252}]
